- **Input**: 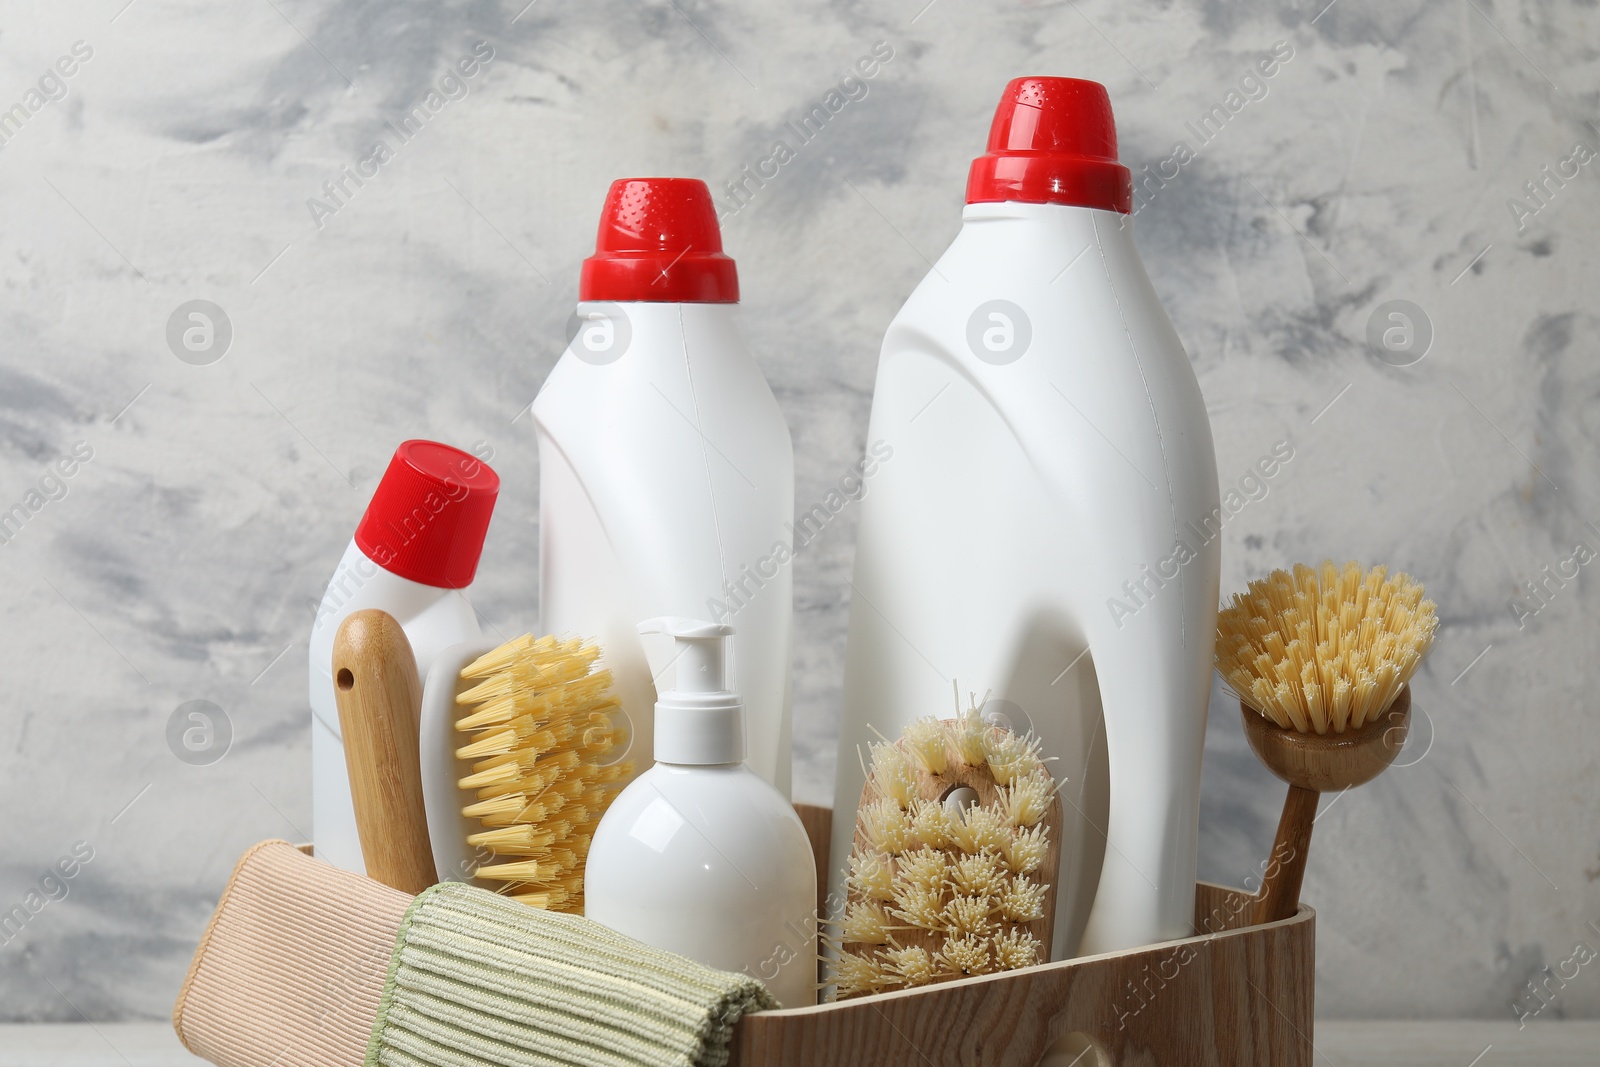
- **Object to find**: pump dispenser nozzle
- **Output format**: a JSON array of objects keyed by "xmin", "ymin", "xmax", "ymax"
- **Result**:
[{"xmin": 638, "ymin": 617, "xmax": 745, "ymax": 765}]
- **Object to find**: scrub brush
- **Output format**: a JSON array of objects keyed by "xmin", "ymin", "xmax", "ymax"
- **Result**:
[
  {"xmin": 1217, "ymin": 561, "xmax": 1437, "ymax": 923},
  {"xmin": 830, "ymin": 695, "xmax": 1062, "ymax": 1000},
  {"xmin": 445, "ymin": 634, "xmax": 633, "ymax": 912}
]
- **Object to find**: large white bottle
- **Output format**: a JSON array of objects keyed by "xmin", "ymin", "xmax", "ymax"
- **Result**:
[
  {"xmin": 830, "ymin": 79, "xmax": 1221, "ymax": 960},
  {"xmin": 533, "ymin": 178, "xmax": 795, "ymax": 795},
  {"xmin": 310, "ymin": 440, "xmax": 500, "ymax": 875},
  {"xmin": 585, "ymin": 618, "xmax": 816, "ymax": 1008}
]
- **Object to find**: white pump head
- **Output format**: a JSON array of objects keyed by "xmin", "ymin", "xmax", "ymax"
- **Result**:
[{"xmin": 638, "ymin": 617, "xmax": 745, "ymax": 765}]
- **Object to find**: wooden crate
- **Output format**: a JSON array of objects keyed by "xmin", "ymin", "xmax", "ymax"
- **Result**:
[{"xmin": 733, "ymin": 805, "xmax": 1316, "ymax": 1066}]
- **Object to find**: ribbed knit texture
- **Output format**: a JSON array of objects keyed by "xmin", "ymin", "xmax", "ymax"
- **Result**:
[
  {"xmin": 173, "ymin": 840, "xmax": 412, "ymax": 1067},
  {"xmin": 365, "ymin": 881, "xmax": 777, "ymax": 1067}
]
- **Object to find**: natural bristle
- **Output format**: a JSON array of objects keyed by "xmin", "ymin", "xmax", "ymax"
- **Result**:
[
  {"xmin": 454, "ymin": 633, "xmax": 631, "ymax": 914},
  {"xmin": 1216, "ymin": 561, "xmax": 1437, "ymax": 735},
  {"xmin": 832, "ymin": 707, "xmax": 1058, "ymax": 1000}
]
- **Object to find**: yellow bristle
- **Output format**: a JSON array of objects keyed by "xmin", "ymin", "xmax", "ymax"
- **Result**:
[
  {"xmin": 980, "ymin": 729, "xmax": 1046, "ymax": 786},
  {"xmin": 833, "ymin": 950, "xmax": 887, "ymax": 998},
  {"xmin": 868, "ymin": 740, "xmax": 918, "ymax": 809},
  {"xmin": 459, "ymin": 633, "xmax": 539, "ymax": 676},
  {"xmin": 461, "ymin": 795, "xmax": 530, "ymax": 823},
  {"xmin": 466, "ymin": 825, "xmax": 556, "ymax": 851},
  {"xmin": 832, "ymin": 716, "xmax": 1059, "ymax": 1001},
  {"xmin": 453, "ymin": 633, "xmax": 629, "ymax": 911},
  {"xmin": 901, "ymin": 717, "xmax": 950, "ymax": 774},
  {"xmin": 849, "ymin": 850, "xmax": 896, "ymax": 902},
  {"xmin": 939, "ymin": 934, "xmax": 991, "ymax": 976},
  {"xmin": 456, "ymin": 723, "xmax": 559, "ymax": 762},
  {"xmin": 452, "ymin": 702, "xmax": 522, "ymax": 733},
  {"xmin": 948, "ymin": 806, "xmax": 1008, "ymax": 854},
  {"xmin": 999, "ymin": 773, "xmax": 1051, "ymax": 828},
  {"xmin": 891, "ymin": 884, "xmax": 946, "ymax": 930},
  {"xmin": 883, "ymin": 945, "xmax": 937, "ymax": 987},
  {"xmin": 948, "ymin": 851, "xmax": 1004, "ymax": 899},
  {"xmin": 474, "ymin": 859, "xmax": 546, "ymax": 882},
  {"xmin": 908, "ymin": 798, "xmax": 955, "ymax": 849},
  {"xmin": 942, "ymin": 894, "xmax": 995, "ymax": 938},
  {"xmin": 1004, "ymin": 823, "xmax": 1049, "ymax": 875},
  {"xmin": 1217, "ymin": 561, "xmax": 1436, "ymax": 735},
  {"xmin": 861, "ymin": 798, "xmax": 915, "ymax": 855},
  {"xmin": 948, "ymin": 704, "xmax": 989, "ymax": 766},
  {"xmin": 463, "ymin": 750, "xmax": 582, "ymax": 794},
  {"xmin": 457, "ymin": 761, "xmax": 526, "ymax": 792},
  {"xmin": 523, "ymin": 793, "xmax": 573, "ymax": 823},
  {"xmin": 894, "ymin": 847, "xmax": 948, "ymax": 894},
  {"xmin": 1000, "ymin": 877, "xmax": 1047, "ymax": 923},
  {"xmin": 842, "ymin": 901, "xmax": 894, "ymax": 945},
  {"xmin": 993, "ymin": 928, "xmax": 1040, "ymax": 971},
  {"xmin": 506, "ymin": 871, "xmax": 585, "ymax": 911}
]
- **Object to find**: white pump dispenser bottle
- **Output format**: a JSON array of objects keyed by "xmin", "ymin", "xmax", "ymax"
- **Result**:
[{"xmin": 584, "ymin": 618, "xmax": 817, "ymax": 1008}]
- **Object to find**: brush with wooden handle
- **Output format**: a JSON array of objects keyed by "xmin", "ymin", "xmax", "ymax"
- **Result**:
[
  {"xmin": 831, "ymin": 696, "xmax": 1062, "ymax": 999},
  {"xmin": 333, "ymin": 608, "xmax": 437, "ymax": 894},
  {"xmin": 1216, "ymin": 561, "xmax": 1437, "ymax": 925}
]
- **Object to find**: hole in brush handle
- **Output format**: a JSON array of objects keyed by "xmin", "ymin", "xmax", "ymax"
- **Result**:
[{"xmin": 337, "ymin": 668, "xmax": 354, "ymax": 691}]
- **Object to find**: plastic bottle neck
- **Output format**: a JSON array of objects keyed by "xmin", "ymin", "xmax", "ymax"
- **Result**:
[
  {"xmin": 575, "ymin": 299, "xmax": 741, "ymax": 313},
  {"xmin": 961, "ymin": 199, "xmax": 1130, "ymax": 224},
  {"xmin": 651, "ymin": 758, "xmax": 745, "ymax": 771}
]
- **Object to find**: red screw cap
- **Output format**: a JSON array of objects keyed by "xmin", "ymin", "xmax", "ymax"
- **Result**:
[
  {"xmin": 355, "ymin": 440, "xmax": 500, "ymax": 589},
  {"xmin": 579, "ymin": 178, "xmax": 739, "ymax": 303},
  {"xmin": 966, "ymin": 77, "xmax": 1133, "ymax": 213}
]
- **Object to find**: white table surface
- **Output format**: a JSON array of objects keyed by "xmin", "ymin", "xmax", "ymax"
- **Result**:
[{"xmin": 1, "ymin": 1021, "xmax": 1594, "ymax": 1065}]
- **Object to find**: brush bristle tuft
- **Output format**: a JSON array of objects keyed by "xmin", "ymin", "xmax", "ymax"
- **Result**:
[
  {"xmin": 1216, "ymin": 560, "xmax": 1436, "ymax": 734},
  {"xmin": 833, "ymin": 708, "xmax": 1057, "ymax": 999},
  {"xmin": 901, "ymin": 718, "xmax": 950, "ymax": 774},
  {"xmin": 455, "ymin": 633, "xmax": 630, "ymax": 913}
]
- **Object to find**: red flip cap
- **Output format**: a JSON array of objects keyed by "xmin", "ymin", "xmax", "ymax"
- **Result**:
[
  {"xmin": 966, "ymin": 77, "xmax": 1132, "ymax": 214},
  {"xmin": 579, "ymin": 178, "xmax": 739, "ymax": 303},
  {"xmin": 355, "ymin": 440, "xmax": 499, "ymax": 589}
]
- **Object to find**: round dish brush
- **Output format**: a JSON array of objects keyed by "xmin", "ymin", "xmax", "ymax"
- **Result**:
[
  {"xmin": 830, "ymin": 696, "xmax": 1062, "ymax": 1000},
  {"xmin": 451, "ymin": 634, "xmax": 634, "ymax": 912},
  {"xmin": 1217, "ymin": 561, "xmax": 1437, "ymax": 923}
]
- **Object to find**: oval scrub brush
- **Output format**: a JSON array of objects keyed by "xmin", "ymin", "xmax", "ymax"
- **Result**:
[
  {"xmin": 1217, "ymin": 561, "xmax": 1437, "ymax": 923},
  {"xmin": 418, "ymin": 634, "xmax": 633, "ymax": 913},
  {"xmin": 830, "ymin": 697, "xmax": 1062, "ymax": 1000}
]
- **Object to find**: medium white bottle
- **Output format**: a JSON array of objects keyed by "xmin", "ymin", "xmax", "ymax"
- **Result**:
[
  {"xmin": 830, "ymin": 78, "xmax": 1221, "ymax": 960},
  {"xmin": 310, "ymin": 440, "xmax": 500, "ymax": 876},
  {"xmin": 532, "ymin": 178, "xmax": 795, "ymax": 796},
  {"xmin": 585, "ymin": 618, "xmax": 817, "ymax": 1007}
]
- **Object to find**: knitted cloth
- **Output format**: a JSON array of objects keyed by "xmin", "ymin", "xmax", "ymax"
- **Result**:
[{"xmin": 364, "ymin": 881, "xmax": 777, "ymax": 1067}]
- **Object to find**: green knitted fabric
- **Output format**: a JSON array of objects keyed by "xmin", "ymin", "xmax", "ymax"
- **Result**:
[{"xmin": 363, "ymin": 882, "xmax": 777, "ymax": 1067}]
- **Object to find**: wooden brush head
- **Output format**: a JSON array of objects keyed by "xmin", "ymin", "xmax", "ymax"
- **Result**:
[
  {"xmin": 833, "ymin": 711, "xmax": 1062, "ymax": 1000},
  {"xmin": 1242, "ymin": 685, "xmax": 1411, "ymax": 793}
]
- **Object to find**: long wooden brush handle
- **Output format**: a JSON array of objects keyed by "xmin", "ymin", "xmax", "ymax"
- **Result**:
[
  {"xmin": 1253, "ymin": 783, "xmax": 1319, "ymax": 925},
  {"xmin": 333, "ymin": 609, "xmax": 436, "ymax": 895}
]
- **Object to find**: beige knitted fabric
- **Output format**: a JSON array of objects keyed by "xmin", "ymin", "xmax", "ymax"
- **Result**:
[{"xmin": 173, "ymin": 840, "xmax": 412, "ymax": 1067}]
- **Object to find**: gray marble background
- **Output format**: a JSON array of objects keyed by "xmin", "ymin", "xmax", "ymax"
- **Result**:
[{"xmin": 1, "ymin": 0, "xmax": 1595, "ymax": 1028}]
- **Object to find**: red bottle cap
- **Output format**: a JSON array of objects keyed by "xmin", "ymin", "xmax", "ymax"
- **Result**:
[
  {"xmin": 355, "ymin": 440, "xmax": 499, "ymax": 589},
  {"xmin": 966, "ymin": 77, "xmax": 1132, "ymax": 213},
  {"xmin": 579, "ymin": 178, "xmax": 739, "ymax": 303}
]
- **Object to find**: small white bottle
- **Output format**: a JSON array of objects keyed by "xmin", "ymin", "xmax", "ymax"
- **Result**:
[
  {"xmin": 310, "ymin": 440, "xmax": 500, "ymax": 876},
  {"xmin": 585, "ymin": 618, "xmax": 816, "ymax": 1008}
]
